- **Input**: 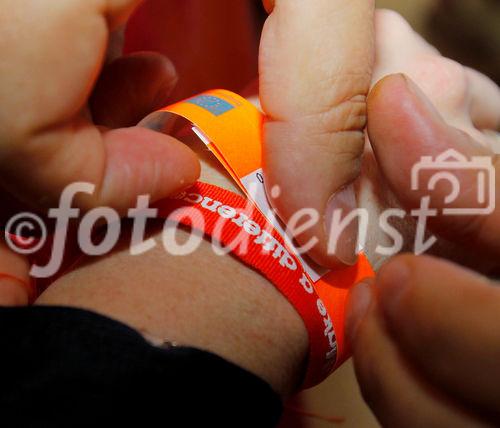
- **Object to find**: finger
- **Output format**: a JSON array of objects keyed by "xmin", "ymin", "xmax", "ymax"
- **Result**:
[
  {"xmin": 346, "ymin": 281, "xmax": 487, "ymax": 427},
  {"xmin": 466, "ymin": 67, "xmax": 500, "ymax": 131},
  {"xmin": 0, "ymin": 239, "xmax": 31, "ymax": 306},
  {"xmin": 372, "ymin": 10, "xmax": 479, "ymax": 131},
  {"xmin": 372, "ymin": 9, "xmax": 439, "ymax": 84},
  {"xmin": 376, "ymin": 255, "xmax": 500, "ymax": 418},
  {"xmin": 0, "ymin": 0, "xmax": 142, "ymax": 137},
  {"xmin": 372, "ymin": 11, "xmax": 471, "ymax": 129},
  {"xmin": 484, "ymin": 130, "xmax": 500, "ymax": 154},
  {"xmin": 0, "ymin": 125, "xmax": 200, "ymax": 214},
  {"xmin": 0, "ymin": 1, "xmax": 199, "ymax": 213},
  {"xmin": 90, "ymin": 52, "xmax": 178, "ymax": 128},
  {"xmin": 367, "ymin": 74, "xmax": 500, "ymax": 256},
  {"xmin": 260, "ymin": 0, "xmax": 375, "ymax": 267}
]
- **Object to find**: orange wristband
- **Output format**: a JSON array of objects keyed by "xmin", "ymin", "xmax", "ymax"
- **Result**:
[
  {"xmin": 148, "ymin": 89, "xmax": 375, "ymax": 387},
  {"xmin": 8, "ymin": 89, "xmax": 374, "ymax": 388}
]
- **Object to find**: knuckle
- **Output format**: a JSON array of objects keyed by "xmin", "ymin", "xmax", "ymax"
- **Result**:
[
  {"xmin": 376, "ymin": 9, "xmax": 412, "ymax": 33},
  {"xmin": 282, "ymin": 72, "xmax": 370, "ymax": 168},
  {"xmin": 303, "ymin": 86, "xmax": 368, "ymax": 160},
  {"xmin": 311, "ymin": 97, "xmax": 367, "ymax": 138},
  {"xmin": 313, "ymin": 70, "xmax": 371, "ymax": 116},
  {"xmin": 306, "ymin": 127, "xmax": 365, "ymax": 172},
  {"xmin": 411, "ymin": 55, "xmax": 469, "ymax": 110}
]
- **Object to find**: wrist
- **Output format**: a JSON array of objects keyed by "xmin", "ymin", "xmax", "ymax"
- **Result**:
[{"xmin": 36, "ymin": 222, "xmax": 308, "ymax": 397}]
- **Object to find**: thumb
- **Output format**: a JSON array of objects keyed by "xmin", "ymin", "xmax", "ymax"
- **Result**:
[
  {"xmin": 368, "ymin": 74, "xmax": 500, "ymax": 256},
  {"xmin": 376, "ymin": 254, "xmax": 500, "ymax": 418},
  {"xmin": 260, "ymin": 0, "xmax": 375, "ymax": 267}
]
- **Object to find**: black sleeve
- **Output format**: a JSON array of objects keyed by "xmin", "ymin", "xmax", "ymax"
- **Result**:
[{"xmin": 0, "ymin": 306, "xmax": 282, "ymax": 427}]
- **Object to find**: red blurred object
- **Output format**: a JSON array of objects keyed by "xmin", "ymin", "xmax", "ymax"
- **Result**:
[{"xmin": 125, "ymin": 0, "xmax": 260, "ymax": 101}]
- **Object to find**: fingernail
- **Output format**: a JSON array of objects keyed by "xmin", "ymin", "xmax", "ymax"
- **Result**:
[
  {"xmin": 346, "ymin": 280, "xmax": 373, "ymax": 342},
  {"xmin": 377, "ymin": 259, "xmax": 410, "ymax": 320},
  {"xmin": 325, "ymin": 184, "xmax": 358, "ymax": 266},
  {"xmin": 399, "ymin": 74, "xmax": 442, "ymax": 119}
]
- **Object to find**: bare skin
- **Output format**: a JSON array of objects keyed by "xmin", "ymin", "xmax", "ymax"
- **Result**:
[{"xmin": 35, "ymin": 136, "xmax": 309, "ymax": 397}]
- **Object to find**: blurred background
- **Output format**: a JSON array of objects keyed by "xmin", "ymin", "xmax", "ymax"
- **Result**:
[{"xmin": 126, "ymin": 0, "xmax": 499, "ymax": 102}]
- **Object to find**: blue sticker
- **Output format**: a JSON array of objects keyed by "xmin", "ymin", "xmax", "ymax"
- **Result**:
[{"xmin": 186, "ymin": 95, "xmax": 234, "ymax": 116}]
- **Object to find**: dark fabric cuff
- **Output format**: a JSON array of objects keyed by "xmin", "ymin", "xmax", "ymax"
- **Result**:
[{"xmin": 0, "ymin": 306, "xmax": 282, "ymax": 427}]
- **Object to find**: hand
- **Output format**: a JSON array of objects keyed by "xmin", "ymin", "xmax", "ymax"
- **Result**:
[
  {"xmin": 357, "ymin": 10, "xmax": 500, "ymax": 271},
  {"xmin": 346, "ymin": 11, "xmax": 500, "ymax": 427},
  {"xmin": 0, "ymin": 0, "xmax": 202, "ymax": 305},
  {"xmin": 0, "ymin": 0, "xmax": 199, "ymax": 216},
  {"xmin": 347, "ymin": 256, "xmax": 500, "ymax": 426}
]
